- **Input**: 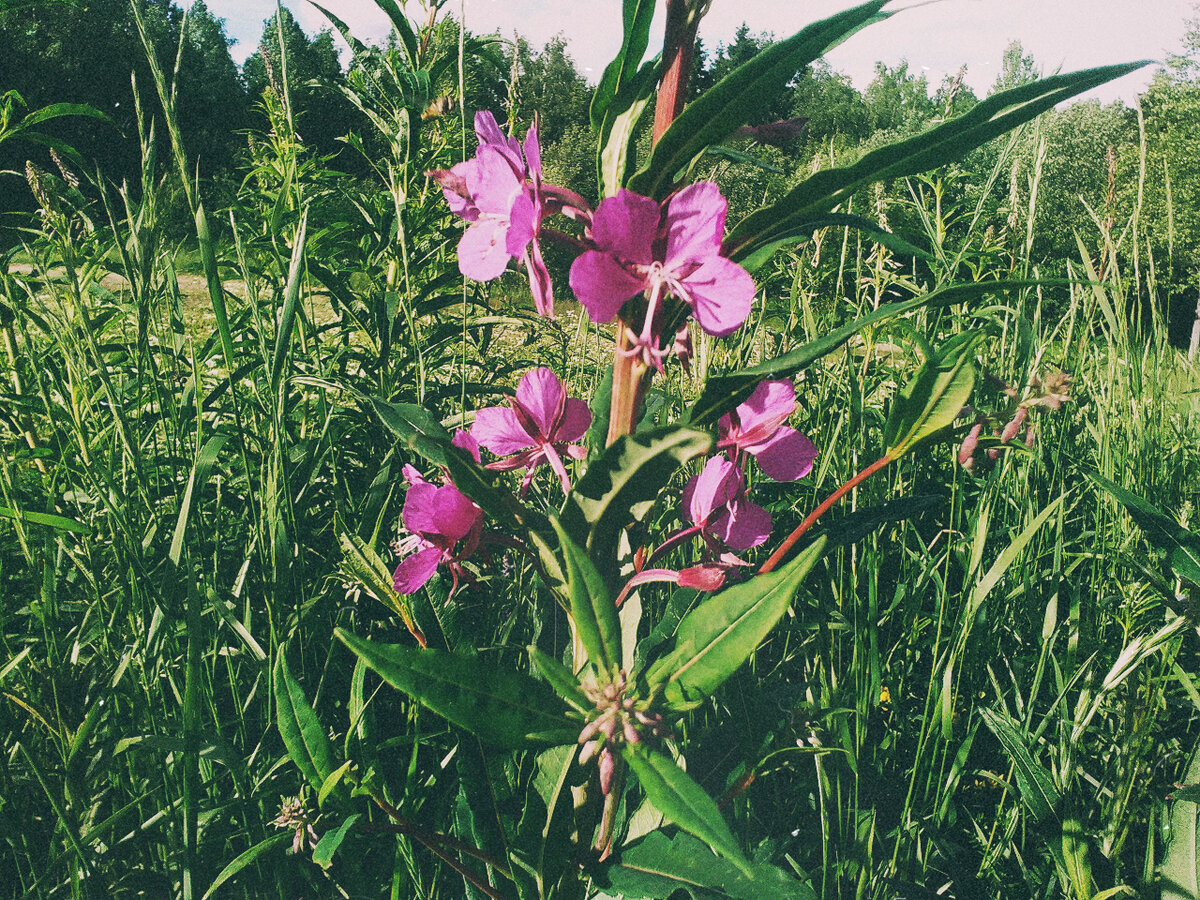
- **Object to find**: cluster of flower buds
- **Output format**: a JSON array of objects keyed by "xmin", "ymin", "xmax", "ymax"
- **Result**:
[
  {"xmin": 271, "ymin": 796, "xmax": 319, "ymax": 855},
  {"xmin": 577, "ymin": 669, "xmax": 667, "ymax": 794},
  {"xmin": 958, "ymin": 369, "xmax": 1072, "ymax": 473}
]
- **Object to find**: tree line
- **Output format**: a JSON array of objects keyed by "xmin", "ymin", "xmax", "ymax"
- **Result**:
[{"xmin": 3, "ymin": 0, "xmax": 1199, "ymax": 343}]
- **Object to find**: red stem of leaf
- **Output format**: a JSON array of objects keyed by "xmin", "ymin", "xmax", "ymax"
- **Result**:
[{"xmin": 759, "ymin": 454, "xmax": 894, "ymax": 575}]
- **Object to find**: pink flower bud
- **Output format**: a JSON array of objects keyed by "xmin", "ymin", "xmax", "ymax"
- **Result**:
[
  {"xmin": 958, "ymin": 423, "xmax": 983, "ymax": 467},
  {"xmin": 599, "ymin": 748, "xmax": 615, "ymax": 794},
  {"xmin": 1001, "ymin": 407, "xmax": 1028, "ymax": 443},
  {"xmin": 623, "ymin": 718, "xmax": 641, "ymax": 744},
  {"xmin": 579, "ymin": 739, "xmax": 600, "ymax": 765}
]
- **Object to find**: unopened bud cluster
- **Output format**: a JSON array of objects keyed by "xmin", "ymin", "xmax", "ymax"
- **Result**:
[
  {"xmin": 959, "ymin": 369, "xmax": 1072, "ymax": 472},
  {"xmin": 577, "ymin": 670, "xmax": 666, "ymax": 794}
]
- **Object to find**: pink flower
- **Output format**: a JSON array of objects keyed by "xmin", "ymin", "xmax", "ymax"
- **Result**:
[
  {"xmin": 568, "ymin": 183, "xmax": 756, "ymax": 367},
  {"xmin": 718, "ymin": 379, "xmax": 817, "ymax": 482},
  {"xmin": 471, "ymin": 368, "xmax": 591, "ymax": 495},
  {"xmin": 682, "ymin": 457, "xmax": 771, "ymax": 553},
  {"xmin": 429, "ymin": 112, "xmax": 554, "ymax": 317},
  {"xmin": 393, "ymin": 432, "xmax": 483, "ymax": 595}
]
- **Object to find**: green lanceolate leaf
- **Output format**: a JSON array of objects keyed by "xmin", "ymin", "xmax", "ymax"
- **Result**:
[
  {"xmin": 598, "ymin": 57, "xmax": 661, "ymax": 197},
  {"xmin": 883, "ymin": 331, "xmax": 982, "ymax": 458},
  {"xmin": 337, "ymin": 524, "xmax": 425, "ymax": 646},
  {"xmin": 590, "ymin": 0, "xmax": 655, "ymax": 130},
  {"xmin": 200, "ymin": 833, "xmax": 291, "ymax": 900},
  {"xmin": 646, "ymin": 538, "xmax": 826, "ymax": 711},
  {"xmin": 370, "ymin": 398, "xmax": 453, "ymax": 467},
  {"xmin": 312, "ymin": 813, "xmax": 361, "ymax": 871},
  {"xmin": 336, "ymin": 629, "xmax": 577, "ymax": 748},
  {"xmin": 551, "ymin": 514, "xmax": 623, "ymax": 676},
  {"xmin": 274, "ymin": 651, "xmax": 343, "ymax": 799},
  {"xmin": 724, "ymin": 60, "xmax": 1149, "ymax": 267},
  {"xmin": 628, "ymin": 0, "xmax": 890, "ymax": 199},
  {"xmin": 529, "ymin": 647, "xmax": 589, "ymax": 712},
  {"xmin": 1089, "ymin": 472, "xmax": 1200, "ymax": 586},
  {"xmin": 733, "ymin": 212, "xmax": 931, "ymax": 271},
  {"xmin": 622, "ymin": 745, "xmax": 750, "ymax": 875},
  {"xmin": 562, "ymin": 426, "xmax": 713, "ymax": 580},
  {"xmin": 687, "ymin": 281, "xmax": 1042, "ymax": 427},
  {"xmin": 596, "ymin": 830, "xmax": 817, "ymax": 900},
  {"xmin": 978, "ymin": 707, "xmax": 1059, "ymax": 823},
  {"xmin": 1161, "ymin": 740, "xmax": 1200, "ymax": 900}
]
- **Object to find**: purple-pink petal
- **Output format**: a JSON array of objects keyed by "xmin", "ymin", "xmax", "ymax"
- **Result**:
[
  {"xmin": 403, "ymin": 482, "xmax": 478, "ymax": 542},
  {"xmin": 752, "ymin": 427, "xmax": 817, "ymax": 482},
  {"xmin": 457, "ymin": 219, "xmax": 513, "ymax": 282},
  {"xmin": 473, "ymin": 111, "xmax": 523, "ymax": 171},
  {"xmin": 465, "ymin": 147, "xmax": 521, "ymax": 216},
  {"xmin": 569, "ymin": 250, "xmax": 646, "ymax": 323},
  {"xmin": 523, "ymin": 121, "xmax": 542, "ymax": 177},
  {"xmin": 452, "ymin": 429, "xmax": 482, "ymax": 463},
  {"xmin": 735, "ymin": 380, "xmax": 797, "ymax": 438},
  {"xmin": 680, "ymin": 255, "xmax": 755, "ymax": 337},
  {"xmin": 684, "ymin": 457, "xmax": 743, "ymax": 525},
  {"xmin": 558, "ymin": 398, "xmax": 592, "ymax": 442},
  {"xmin": 506, "ymin": 191, "xmax": 537, "ymax": 258},
  {"xmin": 515, "ymin": 367, "xmax": 566, "ymax": 437},
  {"xmin": 664, "ymin": 182, "xmax": 727, "ymax": 266},
  {"xmin": 591, "ymin": 190, "xmax": 659, "ymax": 265},
  {"xmin": 472, "ymin": 406, "xmax": 535, "ymax": 456},
  {"xmin": 711, "ymin": 497, "xmax": 771, "ymax": 550},
  {"xmin": 393, "ymin": 546, "xmax": 443, "ymax": 594},
  {"xmin": 526, "ymin": 240, "xmax": 554, "ymax": 318}
]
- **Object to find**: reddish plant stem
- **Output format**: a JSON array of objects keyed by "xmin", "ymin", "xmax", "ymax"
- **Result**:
[
  {"xmin": 652, "ymin": 0, "xmax": 699, "ymax": 144},
  {"xmin": 759, "ymin": 454, "xmax": 895, "ymax": 575}
]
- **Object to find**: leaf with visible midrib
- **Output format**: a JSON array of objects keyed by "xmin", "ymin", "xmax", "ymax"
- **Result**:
[
  {"xmin": 646, "ymin": 539, "xmax": 825, "ymax": 710},
  {"xmin": 622, "ymin": 745, "xmax": 750, "ymax": 875},
  {"xmin": 274, "ymin": 651, "xmax": 342, "ymax": 799},
  {"xmin": 597, "ymin": 830, "xmax": 817, "ymax": 900},
  {"xmin": 336, "ymin": 629, "xmax": 577, "ymax": 748},
  {"xmin": 979, "ymin": 707, "xmax": 1059, "ymax": 823}
]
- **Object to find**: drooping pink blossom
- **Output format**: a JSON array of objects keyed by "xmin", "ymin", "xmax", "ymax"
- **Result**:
[
  {"xmin": 682, "ymin": 456, "xmax": 771, "ymax": 553},
  {"xmin": 568, "ymin": 183, "xmax": 756, "ymax": 367},
  {"xmin": 428, "ymin": 111, "xmax": 555, "ymax": 316},
  {"xmin": 393, "ymin": 431, "xmax": 483, "ymax": 595},
  {"xmin": 718, "ymin": 379, "xmax": 817, "ymax": 482},
  {"xmin": 471, "ymin": 367, "xmax": 591, "ymax": 494}
]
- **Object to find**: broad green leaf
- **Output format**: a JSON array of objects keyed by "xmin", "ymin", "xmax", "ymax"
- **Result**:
[
  {"xmin": 622, "ymin": 745, "xmax": 750, "ymax": 875},
  {"xmin": 318, "ymin": 761, "xmax": 353, "ymax": 810},
  {"xmin": 598, "ymin": 57, "xmax": 661, "ymax": 197},
  {"xmin": 312, "ymin": 813, "xmax": 361, "ymax": 871},
  {"xmin": 370, "ymin": 0, "xmax": 420, "ymax": 66},
  {"xmin": 529, "ymin": 646, "xmax": 589, "ymax": 712},
  {"xmin": 687, "ymin": 280, "xmax": 1044, "ymax": 427},
  {"xmin": 562, "ymin": 426, "xmax": 713, "ymax": 579},
  {"xmin": 551, "ymin": 514, "xmax": 622, "ymax": 676},
  {"xmin": 337, "ymin": 524, "xmax": 425, "ymax": 646},
  {"xmin": 724, "ymin": 61, "xmax": 1148, "ymax": 266},
  {"xmin": 1089, "ymin": 472, "xmax": 1200, "ymax": 586},
  {"xmin": 978, "ymin": 707, "xmax": 1059, "ymax": 823},
  {"xmin": 733, "ymin": 212, "xmax": 931, "ymax": 271},
  {"xmin": 590, "ymin": 0, "xmax": 655, "ymax": 130},
  {"xmin": 646, "ymin": 538, "xmax": 826, "ymax": 710},
  {"xmin": 1162, "ymin": 741, "xmax": 1200, "ymax": 900},
  {"xmin": 596, "ymin": 830, "xmax": 817, "ymax": 899},
  {"xmin": 628, "ymin": 0, "xmax": 890, "ymax": 199},
  {"xmin": 274, "ymin": 651, "xmax": 343, "ymax": 799},
  {"xmin": 513, "ymin": 744, "xmax": 578, "ymax": 900},
  {"xmin": 336, "ymin": 629, "xmax": 577, "ymax": 748},
  {"xmin": 370, "ymin": 398, "xmax": 453, "ymax": 467},
  {"xmin": 883, "ymin": 332, "xmax": 981, "ymax": 458},
  {"xmin": 200, "ymin": 832, "xmax": 291, "ymax": 900}
]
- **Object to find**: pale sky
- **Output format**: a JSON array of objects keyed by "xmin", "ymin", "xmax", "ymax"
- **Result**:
[{"xmin": 198, "ymin": 0, "xmax": 1196, "ymax": 104}]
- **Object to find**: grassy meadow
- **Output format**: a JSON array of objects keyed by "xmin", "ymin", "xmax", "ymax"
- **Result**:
[{"xmin": 2, "ymin": 2, "xmax": 1200, "ymax": 899}]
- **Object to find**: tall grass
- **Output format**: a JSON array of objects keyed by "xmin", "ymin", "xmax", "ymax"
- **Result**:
[{"xmin": 1, "ymin": 10, "xmax": 1198, "ymax": 900}]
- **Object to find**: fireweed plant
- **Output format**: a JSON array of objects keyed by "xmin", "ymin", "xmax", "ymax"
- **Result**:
[{"xmin": 268, "ymin": 1, "xmax": 1149, "ymax": 896}]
